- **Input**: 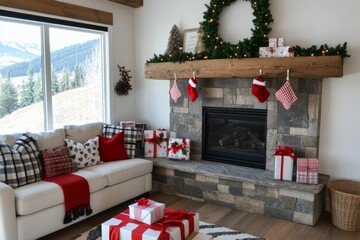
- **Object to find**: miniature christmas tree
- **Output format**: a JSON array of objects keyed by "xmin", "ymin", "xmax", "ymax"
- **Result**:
[
  {"xmin": 165, "ymin": 24, "xmax": 183, "ymax": 55},
  {"xmin": 114, "ymin": 65, "xmax": 132, "ymax": 96},
  {"xmin": 194, "ymin": 24, "xmax": 206, "ymax": 53}
]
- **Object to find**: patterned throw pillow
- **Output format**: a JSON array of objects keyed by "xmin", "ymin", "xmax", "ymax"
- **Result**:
[
  {"xmin": 102, "ymin": 124, "xmax": 137, "ymax": 158},
  {"xmin": 41, "ymin": 146, "xmax": 78, "ymax": 177},
  {"xmin": 64, "ymin": 136, "xmax": 101, "ymax": 169},
  {"xmin": 0, "ymin": 134, "xmax": 42, "ymax": 188}
]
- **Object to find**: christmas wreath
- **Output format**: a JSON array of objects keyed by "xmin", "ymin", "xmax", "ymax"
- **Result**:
[{"xmin": 147, "ymin": 0, "xmax": 348, "ymax": 63}]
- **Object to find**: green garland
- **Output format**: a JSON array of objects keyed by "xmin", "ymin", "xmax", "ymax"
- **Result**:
[{"xmin": 147, "ymin": 0, "xmax": 349, "ymax": 63}]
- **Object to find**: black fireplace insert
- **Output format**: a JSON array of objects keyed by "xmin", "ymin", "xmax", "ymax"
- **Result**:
[{"xmin": 202, "ymin": 107, "xmax": 267, "ymax": 169}]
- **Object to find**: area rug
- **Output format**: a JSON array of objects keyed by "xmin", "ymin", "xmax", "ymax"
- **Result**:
[{"xmin": 75, "ymin": 221, "xmax": 266, "ymax": 240}]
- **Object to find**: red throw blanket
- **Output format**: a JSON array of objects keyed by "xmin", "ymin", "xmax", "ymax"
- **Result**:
[{"xmin": 43, "ymin": 174, "xmax": 93, "ymax": 224}]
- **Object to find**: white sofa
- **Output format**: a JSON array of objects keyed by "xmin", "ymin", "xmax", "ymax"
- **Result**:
[{"xmin": 0, "ymin": 123, "xmax": 153, "ymax": 240}]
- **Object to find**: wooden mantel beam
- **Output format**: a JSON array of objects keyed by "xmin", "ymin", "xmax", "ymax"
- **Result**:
[
  {"xmin": 145, "ymin": 56, "xmax": 343, "ymax": 79},
  {"xmin": 108, "ymin": 0, "xmax": 143, "ymax": 8}
]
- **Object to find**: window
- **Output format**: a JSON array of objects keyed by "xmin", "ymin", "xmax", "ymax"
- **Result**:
[{"xmin": 0, "ymin": 11, "xmax": 108, "ymax": 133}]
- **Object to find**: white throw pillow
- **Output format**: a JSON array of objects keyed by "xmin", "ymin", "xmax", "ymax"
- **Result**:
[{"xmin": 64, "ymin": 136, "xmax": 101, "ymax": 169}]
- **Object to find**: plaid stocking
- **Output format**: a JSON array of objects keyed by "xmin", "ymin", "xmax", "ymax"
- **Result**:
[{"xmin": 275, "ymin": 80, "xmax": 297, "ymax": 110}]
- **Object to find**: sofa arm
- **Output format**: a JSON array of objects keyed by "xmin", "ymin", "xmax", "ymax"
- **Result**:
[{"xmin": 0, "ymin": 182, "xmax": 17, "ymax": 240}]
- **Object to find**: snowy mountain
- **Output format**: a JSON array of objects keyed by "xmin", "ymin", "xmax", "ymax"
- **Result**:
[{"xmin": 0, "ymin": 42, "xmax": 40, "ymax": 69}]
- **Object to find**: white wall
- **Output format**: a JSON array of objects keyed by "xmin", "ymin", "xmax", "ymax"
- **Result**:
[
  {"xmin": 60, "ymin": 0, "xmax": 137, "ymax": 124},
  {"xmin": 135, "ymin": 0, "xmax": 360, "ymax": 181}
]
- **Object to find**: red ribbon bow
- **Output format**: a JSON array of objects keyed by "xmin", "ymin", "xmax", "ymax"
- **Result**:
[{"xmin": 135, "ymin": 198, "xmax": 149, "ymax": 206}]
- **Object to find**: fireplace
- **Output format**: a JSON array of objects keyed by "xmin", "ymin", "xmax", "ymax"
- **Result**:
[{"xmin": 202, "ymin": 107, "xmax": 267, "ymax": 169}]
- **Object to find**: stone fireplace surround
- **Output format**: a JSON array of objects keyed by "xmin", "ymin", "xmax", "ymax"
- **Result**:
[{"xmin": 151, "ymin": 77, "xmax": 329, "ymax": 226}]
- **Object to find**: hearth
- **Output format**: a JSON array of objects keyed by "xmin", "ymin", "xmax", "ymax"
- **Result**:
[{"xmin": 202, "ymin": 107, "xmax": 267, "ymax": 169}]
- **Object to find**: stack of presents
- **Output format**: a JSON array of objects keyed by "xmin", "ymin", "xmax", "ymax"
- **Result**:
[
  {"xmin": 102, "ymin": 198, "xmax": 212, "ymax": 240},
  {"xmin": 259, "ymin": 37, "xmax": 295, "ymax": 58},
  {"xmin": 273, "ymin": 145, "xmax": 319, "ymax": 184},
  {"xmin": 143, "ymin": 129, "xmax": 191, "ymax": 160}
]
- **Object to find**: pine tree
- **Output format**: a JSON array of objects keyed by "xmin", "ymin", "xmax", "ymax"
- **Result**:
[
  {"xmin": 0, "ymin": 73, "xmax": 18, "ymax": 117},
  {"xmin": 59, "ymin": 68, "xmax": 70, "ymax": 92},
  {"xmin": 73, "ymin": 64, "xmax": 85, "ymax": 88},
  {"xmin": 34, "ymin": 73, "xmax": 43, "ymax": 103},
  {"xmin": 194, "ymin": 24, "xmax": 206, "ymax": 53},
  {"xmin": 165, "ymin": 24, "xmax": 183, "ymax": 55},
  {"xmin": 19, "ymin": 66, "xmax": 35, "ymax": 107},
  {"xmin": 51, "ymin": 67, "xmax": 60, "ymax": 95}
]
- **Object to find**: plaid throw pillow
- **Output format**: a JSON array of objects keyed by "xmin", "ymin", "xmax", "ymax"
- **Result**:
[
  {"xmin": 0, "ymin": 134, "xmax": 42, "ymax": 188},
  {"xmin": 102, "ymin": 124, "xmax": 137, "ymax": 158},
  {"xmin": 41, "ymin": 146, "xmax": 78, "ymax": 177}
]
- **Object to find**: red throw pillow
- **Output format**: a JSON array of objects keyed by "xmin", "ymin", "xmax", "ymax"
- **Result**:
[
  {"xmin": 98, "ymin": 132, "xmax": 128, "ymax": 162},
  {"xmin": 41, "ymin": 146, "xmax": 78, "ymax": 177}
]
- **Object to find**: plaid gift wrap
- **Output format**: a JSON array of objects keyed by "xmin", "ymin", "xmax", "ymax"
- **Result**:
[
  {"xmin": 296, "ymin": 158, "xmax": 319, "ymax": 184},
  {"xmin": 167, "ymin": 138, "xmax": 191, "ymax": 160},
  {"xmin": 144, "ymin": 130, "xmax": 168, "ymax": 158},
  {"xmin": 269, "ymin": 37, "xmax": 284, "ymax": 47},
  {"xmin": 102, "ymin": 208, "xmax": 199, "ymax": 240},
  {"xmin": 129, "ymin": 198, "xmax": 165, "ymax": 225},
  {"xmin": 273, "ymin": 146, "xmax": 295, "ymax": 181}
]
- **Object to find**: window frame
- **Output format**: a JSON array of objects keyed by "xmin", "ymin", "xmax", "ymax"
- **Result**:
[{"xmin": 0, "ymin": 11, "xmax": 110, "ymax": 131}]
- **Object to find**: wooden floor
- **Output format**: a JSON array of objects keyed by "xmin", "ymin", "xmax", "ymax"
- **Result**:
[{"xmin": 40, "ymin": 192, "xmax": 360, "ymax": 240}]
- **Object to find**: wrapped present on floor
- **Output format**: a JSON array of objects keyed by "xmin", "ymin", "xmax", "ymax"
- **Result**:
[
  {"xmin": 269, "ymin": 37, "xmax": 284, "ymax": 47},
  {"xmin": 273, "ymin": 146, "xmax": 295, "ymax": 181},
  {"xmin": 144, "ymin": 129, "xmax": 167, "ymax": 157},
  {"xmin": 259, "ymin": 46, "xmax": 294, "ymax": 58},
  {"xmin": 167, "ymin": 138, "xmax": 191, "ymax": 160},
  {"xmin": 129, "ymin": 198, "xmax": 165, "ymax": 225},
  {"xmin": 102, "ymin": 208, "xmax": 199, "ymax": 240},
  {"xmin": 296, "ymin": 158, "xmax": 319, "ymax": 184}
]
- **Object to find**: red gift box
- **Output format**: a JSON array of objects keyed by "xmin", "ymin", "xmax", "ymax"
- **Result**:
[
  {"xmin": 102, "ymin": 208, "xmax": 199, "ymax": 240},
  {"xmin": 296, "ymin": 158, "xmax": 319, "ymax": 184}
]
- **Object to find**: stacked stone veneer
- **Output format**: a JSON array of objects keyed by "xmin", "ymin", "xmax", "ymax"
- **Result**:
[
  {"xmin": 151, "ymin": 158, "xmax": 328, "ymax": 226},
  {"xmin": 170, "ymin": 78, "xmax": 322, "ymax": 170},
  {"xmin": 162, "ymin": 77, "xmax": 326, "ymax": 225}
]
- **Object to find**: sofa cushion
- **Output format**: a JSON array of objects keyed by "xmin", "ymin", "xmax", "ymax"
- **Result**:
[
  {"xmin": 41, "ymin": 146, "xmax": 78, "ymax": 177},
  {"xmin": 102, "ymin": 124, "xmax": 137, "ymax": 158},
  {"xmin": 65, "ymin": 137, "xmax": 101, "ymax": 169},
  {"xmin": 64, "ymin": 122, "xmax": 103, "ymax": 144},
  {"xmin": 0, "ymin": 132, "xmax": 24, "ymax": 146},
  {"xmin": 31, "ymin": 129, "xmax": 66, "ymax": 150},
  {"xmin": 0, "ymin": 134, "xmax": 42, "ymax": 188},
  {"xmin": 14, "ymin": 169, "xmax": 107, "ymax": 215},
  {"xmin": 85, "ymin": 158, "xmax": 153, "ymax": 186},
  {"xmin": 98, "ymin": 132, "xmax": 128, "ymax": 162}
]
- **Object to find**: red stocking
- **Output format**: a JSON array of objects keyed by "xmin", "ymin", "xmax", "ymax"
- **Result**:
[
  {"xmin": 252, "ymin": 75, "xmax": 270, "ymax": 103},
  {"xmin": 187, "ymin": 77, "xmax": 198, "ymax": 102}
]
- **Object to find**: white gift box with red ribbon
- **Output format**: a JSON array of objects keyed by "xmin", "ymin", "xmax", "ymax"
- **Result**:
[
  {"xmin": 273, "ymin": 146, "xmax": 295, "ymax": 181},
  {"xmin": 102, "ymin": 209, "xmax": 199, "ymax": 240},
  {"xmin": 129, "ymin": 199, "xmax": 165, "ymax": 225},
  {"xmin": 259, "ymin": 46, "xmax": 294, "ymax": 58},
  {"xmin": 167, "ymin": 138, "xmax": 191, "ymax": 160},
  {"xmin": 296, "ymin": 158, "xmax": 319, "ymax": 184},
  {"xmin": 144, "ymin": 130, "xmax": 167, "ymax": 158}
]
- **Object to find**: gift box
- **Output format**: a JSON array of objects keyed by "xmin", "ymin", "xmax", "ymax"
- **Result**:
[
  {"xmin": 296, "ymin": 158, "xmax": 319, "ymax": 184},
  {"xmin": 259, "ymin": 46, "xmax": 294, "ymax": 58},
  {"xmin": 129, "ymin": 198, "xmax": 165, "ymax": 224},
  {"xmin": 269, "ymin": 37, "xmax": 284, "ymax": 47},
  {"xmin": 144, "ymin": 130, "xmax": 167, "ymax": 157},
  {"xmin": 102, "ymin": 208, "xmax": 199, "ymax": 240},
  {"xmin": 167, "ymin": 138, "xmax": 191, "ymax": 160},
  {"xmin": 273, "ymin": 146, "xmax": 295, "ymax": 181}
]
